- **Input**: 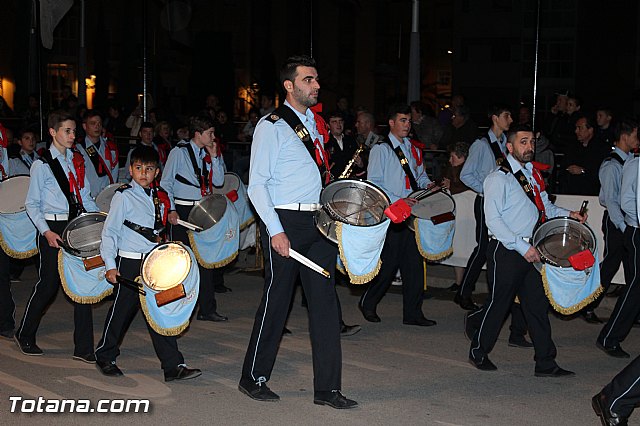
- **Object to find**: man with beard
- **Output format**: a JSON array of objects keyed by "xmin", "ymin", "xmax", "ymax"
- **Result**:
[
  {"xmin": 466, "ymin": 125, "xmax": 586, "ymax": 376},
  {"xmin": 238, "ymin": 55, "xmax": 356, "ymax": 409}
]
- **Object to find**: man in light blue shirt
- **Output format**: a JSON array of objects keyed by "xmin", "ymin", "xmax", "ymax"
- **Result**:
[
  {"xmin": 76, "ymin": 110, "xmax": 119, "ymax": 197},
  {"xmin": 239, "ymin": 55, "xmax": 356, "ymax": 409},
  {"xmin": 597, "ymin": 128, "xmax": 640, "ymax": 358},
  {"xmin": 360, "ymin": 103, "xmax": 436, "ymax": 327},
  {"xmin": 583, "ymin": 118, "xmax": 638, "ymax": 324},
  {"xmin": 466, "ymin": 125, "xmax": 584, "ymax": 376}
]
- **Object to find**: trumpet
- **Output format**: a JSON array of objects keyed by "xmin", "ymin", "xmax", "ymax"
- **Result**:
[{"xmin": 339, "ymin": 144, "xmax": 365, "ymax": 179}]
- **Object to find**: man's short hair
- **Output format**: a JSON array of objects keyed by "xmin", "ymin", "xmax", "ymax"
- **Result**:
[
  {"xmin": 82, "ymin": 109, "xmax": 102, "ymax": 123},
  {"xmin": 506, "ymin": 124, "xmax": 534, "ymax": 143},
  {"xmin": 487, "ymin": 103, "xmax": 511, "ymax": 120},
  {"xmin": 129, "ymin": 145, "xmax": 160, "ymax": 167},
  {"xmin": 48, "ymin": 110, "xmax": 75, "ymax": 130},
  {"xmin": 596, "ymin": 106, "xmax": 614, "ymax": 117},
  {"xmin": 447, "ymin": 141, "xmax": 469, "ymax": 159},
  {"xmin": 17, "ymin": 128, "xmax": 36, "ymax": 140},
  {"xmin": 410, "ymin": 101, "xmax": 427, "ymax": 115},
  {"xmin": 279, "ymin": 55, "xmax": 317, "ymax": 87},
  {"xmin": 189, "ymin": 115, "xmax": 215, "ymax": 138},
  {"xmin": 576, "ymin": 114, "xmax": 596, "ymax": 129},
  {"xmin": 328, "ymin": 110, "xmax": 344, "ymax": 120},
  {"xmin": 387, "ymin": 103, "xmax": 411, "ymax": 121},
  {"xmin": 140, "ymin": 121, "xmax": 154, "ymax": 131},
  {"xmin": 614, "ymin": 117, "xmax": 638, "ymax": 141}
]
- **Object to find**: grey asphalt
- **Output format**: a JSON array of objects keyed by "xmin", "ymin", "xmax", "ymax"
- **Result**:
[{"xmin": 0, "ymin": 250, "xmax": 636, "ymax": 425}]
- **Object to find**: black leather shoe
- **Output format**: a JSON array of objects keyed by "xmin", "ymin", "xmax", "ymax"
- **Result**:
[
  {"xmin": 597, "ymin": 342, "xmax": 630, "ymax": 358},
  {"xmin": 592, "ymin": 391, "xmax": 628, "ymax": 425},
  {"xmin": 96, "ymin": 360, "xmax": 124, "ymax": 377},
  {"xmin": 632, "ymin": 318, "xmax": 640, "ymax": 328},
  {"xmin": 164, "ymin": 365, "xmax": 202, "ymax": 382},
  {"xmin": 468, "ymin": 356, "xmax": 497, "ymax": 371},
  {"xmin": 214, "ymin": 284, "xmax": 232, "ymax": 293},
  {"xmin": 403, "ymin": 317, "xmax": 437, "ymax": 327},
  {"xmin": 358, "ymin": 304, "xmax": 380, "ymax": 323},
  {"xmin": 447, "ymin": 283, "xmax": 460, "ymax": 293},
  {"xmin": 73, "ymin": 353, "xmax": 97, "ymax": 364},
  {"xmin": 341, "ymin": 324, "xmax": 362, "ymax": 336},
  {"xmin": 282, "ymin": 327, "xmax": 292, "ymax": 335},
  {"xmin": 238, "ymin": 380, "xmax": 280, "ymax": 401},
  {"xmin": 197, "ymin": 312, "xmax": 228, "ymax": 322},
  {"xmin": 0, "ymin": 328, "xmax": 14, "ymax": 339},
  {"xmin": 534, "ymin": 366, "xmax": 575, "ymax": 377},
  {"xmin": 508, "ymin": 337, "xmax": 534, "ymax": 348},
  {"xmin": 454, "ymin": 293, "xmax": 479, "ymax": 311},
  {"xmin": 583, "ymin": 310, "xmax": 604, "ymax": 324},
  {"xmin": 313, "ymin": 391, "xmax": 358, "ymax": 409},
  {"xmin": 14, "ymin": 336, "xmax": 43, "ymax": 356}
]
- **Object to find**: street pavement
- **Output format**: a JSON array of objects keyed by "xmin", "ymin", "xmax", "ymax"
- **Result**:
[{"xmin": 0, "ymin": 250, "xmax": 637, "ymax": 425}]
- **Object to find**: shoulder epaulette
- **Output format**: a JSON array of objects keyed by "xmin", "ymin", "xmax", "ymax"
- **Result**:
[
  {"xmin": 499, "ymin": 166, "xmax": 510, "ymax": 174},
  {"xmin": 115, "ymin": 184, "xmax": 131, "ymax": 193},
  {"xmin": 265, "ymin": 113, "xmax": 281, "ymax": 123},
  {"xmin": 176, "ymin": 141, "xmax": 190, "ymax": 148}
]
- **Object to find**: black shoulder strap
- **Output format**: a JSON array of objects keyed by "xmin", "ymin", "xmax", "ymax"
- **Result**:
[
  {"xmin": 486, "ymin": 133, "xmax": 506, "ymax": 166},
  {"xmin": 609, "ymin": 151, "xmax": 625, "ymax": 166},
  {"xmin": 175, "ymin": 143, "xmax": 203, "ymax": 188},
  {"xmin": 40, "ymin": 150, "xmax": 84, "ymax": 218},
  {"xmin": 383, "ymin": 138, "xmax": 419, "ymax": 191},
  {"xmin": 500, "ymin": 160, "xmax": 544, "ymax": 224},
  {"xmin": 79, "ymin": 139, "xmax": 108, "ymax": 178},
  {"xmin": 271, "ymin": 105, "xmax": 328, "ymax": 182}
]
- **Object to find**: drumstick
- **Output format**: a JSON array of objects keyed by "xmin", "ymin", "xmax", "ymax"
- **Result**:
[
  {"xmin": 56, "ymin": 239, "xmax": 82, "ymax": 256},
  {"xmin": 176, "ymin": 219, "xmax": 204, "ymax": 232},
  {"xmin": 579, "ymin": 200, "xmax": 589, "ymax": 216},
  {"xmin": 116, "ymin": 276, "xmax": 147, "ymax": 296},
  {"xmin": 289, "ymin": 249, "xmax": 331, "ymax": 279}
]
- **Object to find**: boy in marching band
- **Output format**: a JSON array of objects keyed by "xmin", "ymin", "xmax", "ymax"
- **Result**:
[{"xmin": 96, "ymin": 146, "xmax": 201, "ymax": 381}]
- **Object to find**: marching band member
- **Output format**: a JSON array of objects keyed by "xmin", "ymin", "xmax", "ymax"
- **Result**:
[
  {"xmin": 161, "ymin": 115, "xmax": 228, "ymax": 322},
  {"xmin": 95, "ymin": 146, "xmax": 201, "ymax": 381},
  {"xmin": 16, "ymin": 111, "xmax": 99, "ymax": 361},
  {"xmin": 465, "ymin": 125, "xmax": 585, "ymax": 375},
  {"xmin": 8, "ymin": 129, "xmax": 39, "ymax": 176},
  {"xmin": 239, "ymin": 55, "xmax": 357, "ymax": 409},
  {"xmin": 76, "ymin": 110, "xmax": 119, "ymax": 197},
  {"xmin": 359, "ymin": 103, "xmax": 436, "ymax": 327},
  {"xmin": 123, "ymin": 122, "xmax": 169, "ymax": 181}
]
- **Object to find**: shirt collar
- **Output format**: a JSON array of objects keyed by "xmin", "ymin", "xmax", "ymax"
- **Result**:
[
  {"xmin": 284, "ymin": 100, "xmax": 312, "ymax": 126},
  {"xmin": 506, "ymin": 153, "xmax": 533, "ymax": 175},
  {"xmin": 488, "ymin": 128, "xmax": 505, "ymax": 145},
  {"xmin": 614, "ymin": 146, "xmax": 631, "ymax": 161},
  {"xmin": 387, "ymin": 132, "xmax": 407, "ymax": 148},
  {"xmin": 189, "ymin": 139, "xmax": 203, "ymax": 158},
  {"xmin": 49, "ymin": 144, "xmax": 68, "ymax": 161}
]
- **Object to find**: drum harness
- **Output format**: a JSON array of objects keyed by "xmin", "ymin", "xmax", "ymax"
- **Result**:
[
  {"xmin": 120, "ymin": 184, "xmax": 169, "ymax": 244},
  {"xmin": 174, "ymin": 142, "xmax": 214, "ymax": 198},
  {"xmin": 39, "ymin": 149, "xmax": 87, "ymax": 220},
  {"xmin": 382, "ymin": 138, "xmax": 420, "ymax": 192},
  {"xmin": 498, "ymin": 160, "xmax": 547, "ymax": 237},
  {"xmin": 78, "ymin": 139, "xmax": 114, "ymax": 183}
]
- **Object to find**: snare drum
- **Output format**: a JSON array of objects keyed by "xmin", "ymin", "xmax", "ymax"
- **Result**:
[
  {"xmin": 188, "ymin": 193, "xmax": 227, "ymax": 231},
  {"xmin": 95, "ymin": 183, "xmax": 123, "ymax": 213},
  {"xmin": 408, "ymin": 188, "xmax": 456, "ymax": 260},
  {"xmin": 532, "ymin": 217, "xmax": 596, "ymax": 268},
  {"xmin": 61, "ymin": 212, "xmax": 108, "ymax": 258},
  {"xmin": 0, "ymin": 174, "xmax": 30, "ymax": 214},
  {"xmin": 213, "ymin": 172, "xmax": 254, "ymax": 230},
  {"xmin": 408, "ymin": 188, "xmax": 456, "ymax": 230},
  {"xmin": 139, "ymin": 242, "xmax": 199, "ymax": 336}
]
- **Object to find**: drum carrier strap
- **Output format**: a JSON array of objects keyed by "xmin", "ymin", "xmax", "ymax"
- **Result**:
[
  {"xmin": 267, "ymin": 105, "xmax": 330, "ymax": 187},
  {"xmin": 486, "ymin": 132, "xmax": 506, "ymax": 166},
  {"xmin": 78, "ymin": 139, "xmax": 113, "ymax": 183},
  {"xmin": 607, "ymin": 151, "xmax": 625, "ymax": 166},
  {"xmin": 382, "ymin": 138, "xmax": 420, "ymax": 191},
  {"xmin": 499, "ymin": 160, "xmax": 546, "ymax": 226},
  {"xmin": 174, "ymin": 142, "xmax": 209, "ymax": 191},
  {"xmin": 117, "ymin": 184, "xmax": 166, "ymax": 243},
  {"xmin": 40, "ymin": 150, "xmax": 86, "ymax": 219}
]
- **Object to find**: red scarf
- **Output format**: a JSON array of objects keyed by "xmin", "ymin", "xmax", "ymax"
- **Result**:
[
  {"xmin": 69, "ymin": 150, "xmax": 86, "ymax": 206},
  {"xmin": 531, "ymin": 166, "xmax": 547, "ymax": 223},
  {"xmin": 310, "ymin": 104, "xmax": 331, "ymax": 185},
  {"xmin": 201, "ymin": 154, "xmax": 214, "ymax": 196},
  {"xmin": 152, "ymin": 182, "xmax": 171, "ymax": 226}
]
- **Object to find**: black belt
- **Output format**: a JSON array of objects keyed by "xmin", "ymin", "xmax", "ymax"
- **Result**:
[{"xmin": 123, "ymin": 220, "xmax": 163, "ymax": 243}]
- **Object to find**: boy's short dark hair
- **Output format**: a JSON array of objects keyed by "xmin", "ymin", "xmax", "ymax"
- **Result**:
[
  {"xmin": 387, "ymin": 103, "xmax": 411, "ymax": 121},
  {"xmin": 140, "ymin": 121, "xmax": 154, "ymax": 131},
  {"xmin": 48, "ymin": 110, "xmax": 75, "ymax": 131},
  {"xmin": 83, "ymin": 109, "xmax": 103, "ymax": 123},
  {"xmin": 189, "ymin": 115, "xmax": 215, "ymax": 138},
  {"xmin": 487, "ymin": 103, "xmax": 512, "ymax": 120},
  {"xmin": 129, "ymin": 146, "xmax": 160, "ymax": 167},
  {"xmin": 614, "ymin": 117, "xmax": 639, "ymax": 142}
]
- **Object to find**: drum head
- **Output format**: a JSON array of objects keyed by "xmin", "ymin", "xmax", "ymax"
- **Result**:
[
  {"xmin": 142, "ymin": 242, "xmax": 191, "ymax": 291},
  {"xmin": 410, "ymin": 189, "xmax": 456, "ymax": 220},
  {"xmin": 62, "ymin": 212, "xmax": 107, "ymax": 258},
  {"xmin": 95, "ymin": 183, "xmax": 123, "ymax": 213},
  {"xmin": 187, "ymin": 194, "xmax": 227, "ymax": 230},
  {"xmin": 532, "ymin": 217, "xmax": 596, "ymax": 268},
  {"xmin": 212, "ymin": 172, "xmax": 241, "ymax": 196},
  {"xmin": 0, "ymin": 175, "xmax": 30, "ymax": 214}
]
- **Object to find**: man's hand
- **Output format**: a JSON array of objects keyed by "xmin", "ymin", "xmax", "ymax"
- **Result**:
[
  {"xmin": 44, "ymin": 230, "xmax": 62, "ymax": 248},
  {"xmin": 354, "ymin": 155, "xmax": 364, "ymax": 168},
  {"xmin": 105, "ymin": 269, "xmax": 120, "ymax": 284},
  {"xmin": 271, "ymin": 232, "xmax": 290, "ymax": 257},
  {"xmin": 168, "ymin": 211, "xmax": 179, "ymax": 225},
  {"xmin": 566, "ymin": 165, "xmax": 585, "ymax": 175},
  {"xmin": 569, "ymin": 210, "xmax": 588, "ymax": 223},
  {"xmin": 441, "ymin": 177, "xmax": 451, "ymax": 190},
  {"xmin": 523, "ymin": 246, "xmax": 541, "ymax": 263}
]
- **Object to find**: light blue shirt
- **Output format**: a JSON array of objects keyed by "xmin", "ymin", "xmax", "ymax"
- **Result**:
[
  {"xmin": 25, "ymin": 145, "xmax": 99, "ymax": 235},
  {"xmin": 460, "ymin": 129, "xmax": 507, "ymax": 194},
  {"xmin": 100, "ymin": 181, "xmax": 163, "ymax": 271},
  {"xmin": 160, "ymin": 139, "xmax": 224, "ymax": 206},
  {"xmin": 598, "ymin": 147, "xmax": 630, "ymax": 232},
  {"xmin": 621, "ymin": 156, "xmax": 639, "ymax": 227},
  {"xmin": 0, "ymin": 146, "xmax": 8, "ymax": 180},
  {"xmin": 484, "ymin": 154, "xmax": 569, "ymax": 257},
  {"xmin": 76, "ymin": 136, "xmax": 120, "ymax": 197},
  {"xmin": 8, "ymin": 150, "xmax": 39, "ymax": 176},
  {"xmin": 247, "ymin": 101, "xmax": 324, "ymax": 236},
  {"xmin": 367, "ymin": 133, "xmax": 432, "ymax": 203}
]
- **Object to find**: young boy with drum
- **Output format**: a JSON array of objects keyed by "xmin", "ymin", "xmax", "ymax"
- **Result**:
[
  {"xmin": 96, "ymin": 146, "xmax": 201, "ymax": 381},
  {"xmin": 17, "ymin": 110, "xmax": 99, "ymax": 360}
]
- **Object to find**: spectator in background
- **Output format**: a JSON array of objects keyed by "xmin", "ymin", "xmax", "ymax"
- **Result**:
[
  {"xmin": 440, "ymin": 105, "xmax": 479, "ymax": 149},
  {"xmin": 175, "ymin": 125, "xmax": 189, "ymax": 143},
  {"xmin": 204, "ymin": 94, "xmax": 222, "ymax": 119},
  {"xmin": 21, "ymin": 94, "xmax": 42, "ymax": 131},
  {"xmin": 440, "ymin": 141, "xmax": 470, "ymax": 293},
  {"xmin": 518, "ymin": 104, "xmax": 532, "ymax": 127},
  {"xmin": 239, "ymin": 109, "xmax": 259, "ymax": 142},
  {"xmin": 438, "ymin": 94, "xmax": 464, "ymax": 127},
  {"xmin": 534, "ymin": 131, "xmax": 555, "ymax": 188},
  {"xmin": 214, "ymin": 110, "xmax": 236, "ymax": 144},
  {"xmin": 596, "ymin": 106, "xmax": 615, "ymax": 147},
  {"xmin": 545, "ymin": 90, "xmax": 574, "ymax": 154},
  {"xmin": 126, "ymin": 94, "xmax": 155, "ymax": 145},
  {"xmin": 104, "ymin": 103, "xmax": 128, "ymax": 140},
  {"xmin": 153, "ymin": 121, "xmax": 173, "ymax": 163},
  {"xmin": 354, "ymin": 112, "xmax": 382, "ymax": 149},
  {"xmin": 336, "ymin": 96, "xmax": 356, "ymax": 135},
  {"xmin": 259, "ymin": 94, "xmax": 275, "ymax": 117},
  {"xmin": 410, "ymin": 101, "xmax": 443, "ymax": 149}
]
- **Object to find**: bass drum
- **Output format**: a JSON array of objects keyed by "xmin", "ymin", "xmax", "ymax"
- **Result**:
[
  {"xmin": 315, "ymin": 179, "xmax": 390, "ymax": 244},
  {"xmin": 532, "ymin": 216, "xmax": 597, "ymax": 268}
]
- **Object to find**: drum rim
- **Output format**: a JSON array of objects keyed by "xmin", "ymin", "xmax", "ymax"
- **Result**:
[
  {"xmin": 320, "ymin": 178, "xmax": 390, "ymax": 226},
  {"xmin": 95, "ymin": 183, "xmax": 125, "ymax": 213},
  {"xmin": 62, "ymin": 212, "xmax": 108, "ymax": 257},
  {"xmin": 141, "ymin": 241, "xmax": 191, "ymax": 291},
  {"xmin": 187, "ymin": 193, "xmax": 228, "ymax": 229},
  {"xmin": 408, "ymin": 188, "xmax": 456, "ymax": 220},
  {"xmin": 532, "ymin": 216, "xmax": 597, "ymax": 267},
  {"xmin": 0, "ymin": 174, "xmax": 31, "ymax": 214},
  {"xmin": 212, "ymin": 172, "xmax": 241, "ymax": 193}
]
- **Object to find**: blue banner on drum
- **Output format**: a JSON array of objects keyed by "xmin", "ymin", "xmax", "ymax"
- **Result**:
[
  {"xmin": 0, "ymin": 211, "xmax": 37, "ymax": 259},
  {"xmin": 336, "ymin": 220, "xmax": 390, "ymax": 284},
  {"xmin": 414, "ymin": 217, "xmax": 454, "ymax": 261},
  {"xmin": 235, "ymin": 179, "xmax": 255, "ymax": 231},
  {"xmin": 541, "ymin": 251, "xmax": 603, "ymax": 315},
  {"xmin": 188, "ymin": 197, "xmax": 240, "ymax": 268},
  {"xmin": 139, "ymin": 245, "xmax": 199, "ymax": 336},
  {"xmin": 58, "ymin": 250, "xmax": 113, "ymax": 304}
]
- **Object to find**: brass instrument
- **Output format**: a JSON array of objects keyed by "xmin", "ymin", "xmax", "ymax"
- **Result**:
[{"xmin": 339, "ymin": 144, "xmax": 365, "ymax": 179}]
